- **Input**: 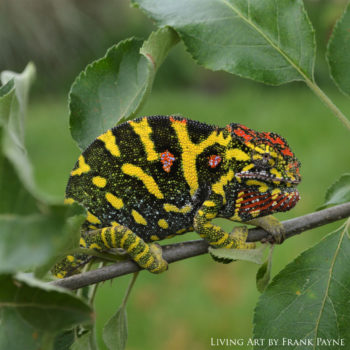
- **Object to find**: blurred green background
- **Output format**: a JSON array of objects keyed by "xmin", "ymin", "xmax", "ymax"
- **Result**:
[{"xmin": 2, "ymin": 0, "xmax": 350, "ymax": 349}]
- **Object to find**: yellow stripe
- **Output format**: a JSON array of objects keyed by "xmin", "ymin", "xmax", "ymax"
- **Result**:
[
  {"xmin": 246, "ymin": 180, "xmax": 268, "ymax": 193},
  {"xmin": 110, "ymin": 229, "xmax": 116, "ymax": 247},
  {"xmin": 120, "ymin": 230, "xmax": 132, "ymax": 248},
  {"xmin": 129, "ymin": 117, "xmax": 158, "ymax": 161},
  {"xmin": 211, "ymin": 232, "xmax": 229, "ymax": 246},
  {"xmin": 87, "ymin": 211, "xmax": 101, "ymax": 225},
  {"xmin": 89, "ymin": 243, "xmax": 101, "ymax": 250},
  {"xmin": 79, "ymin": 238, "xmax": 87, "ymax": 247},
  {"xmin": 143, "ymin": 256, "xmax": 155, "ymax": 269},
  {"xmin": 176, "ymin": 228, "xmax": 187, "ymax": 234},
  {"xmin": 271, "ymin": 188, "xmax": 281, "ymax": 200},
  {"xmin": 203, "ymin": 200, "xmax": 216, "ymax": 207},
  {"xmin": 171, "ymin": 119, "xmax": 230, "ymax": 196},
  {"xmin": 212, "ymin": 170, "xmax": 235, "ymax": 202},
  {"xmin": 71, "ymin": 155, "xmax": 91, "ymax": 176},
  {"xmin": 64, "ymin": 197, "xmax": 75, "ymax": 205},
  {"xmin": 101, "ymin": 228, "xmax": 111, "ymax": 248},
  {"xmin": 158, "ymin": 219, "xmax": 169, "ymax": 229},
  {"xmin": 122, "ymin": 163, "xmax": 164, "ymax": 199},
  {"xmin": 151, "ymin": 235, "xmax": 160, "ymax": 241},
  {"xmin": 131, "ymin": 209, "xmax": 147, "ymax": 225},
  {"xmin": 98, "ymin": 129, "xmax": 120, "ymax": 157},
  {"xmin": 127, "ymin": 236, "xmax": 141, "ymax": 253},
  {"xmin": 92, "ymin": 176, "xmax": 107, "ymax": 188},
  {"xmin": 225, "ymin": 241, "xmax": 234, "ymax": 249},
  {"xmin": 105, "ymin": 192, "xmax": 124, "ymax": 209},
  {"xmin": 226, "ymin": 148, "xmax": 250, "ymax": 161},
  {"xmin": 270, "ymin": 168, "xmax": 282, "ymax": 178},
  {"xmin": 242, "ymin": 163, "xmax": 254, "ymax": 172},
  {"xmin": 163, "ymin": 203, "xmax": 192, "ymax": 213},
  {"xmin": 67, "ymin": 255, "xmax": 75, "ymax": 262},
  {"xmin": 134, "ymin": 245, "xmax": 150, "ymax": 262}
]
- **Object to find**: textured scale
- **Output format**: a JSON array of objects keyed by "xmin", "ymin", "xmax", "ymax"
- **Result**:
[{"xmin": 54, "ymin": 116, "xmax": 301, "ymax": 278}]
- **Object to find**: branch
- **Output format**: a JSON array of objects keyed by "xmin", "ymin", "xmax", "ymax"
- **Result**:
[{"xmin": 51, "ymin": 202, "xmax": 350, "ymax": 290}]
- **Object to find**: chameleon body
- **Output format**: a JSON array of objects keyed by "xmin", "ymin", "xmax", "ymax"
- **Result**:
[{"xmin": 53, "ymin": 116, "xmax": 301, "ymax": 278}]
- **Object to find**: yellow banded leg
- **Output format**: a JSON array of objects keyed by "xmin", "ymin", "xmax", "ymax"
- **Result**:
[
  {"xmin": 194, "ymin": 196, "xmax": 255, "ymax": 250},
  {"xmin": 52, "ymin": 252, "xmax": 88, "ymax": 278},
  {"xmin": 82, "ymin": 225, "xmax": 168, "ymax": 274}
]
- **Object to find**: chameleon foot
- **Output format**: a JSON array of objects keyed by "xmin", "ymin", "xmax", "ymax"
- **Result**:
[
  {"xmin": 230, "ymin": 226, "xmax": 256, "ymax": 249},
  {"xmin": 147, "ymin": 243, "xmax": 168, "ymax": 274},
  {"xmin": 248, "ymin": 216, "xmax": 285, "ymax": 244}
]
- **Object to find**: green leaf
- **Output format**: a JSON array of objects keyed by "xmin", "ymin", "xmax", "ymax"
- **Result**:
[
  {"xmin": 2, "ymin": 273, "xmax": 93, "ymax": 330},
  {"xmin": 0, "ymin": 79, "xmax": 14, "ymax": 124},
  {"xmin": 70, "ymin": 330, "xmax": 98, "ymax": 350},
  {"xmin": 103, "ymin": 305, "xmax": 128, "ymax": 350},
  {"xmin": 253, "ymin": 222, "xmax": 350, "ymax": 347},
  {"xmin": 53, "ymin": 329, "xmax": 75, "ymax": 350},
  {"xmin": 0, "ymin": 203, "xmax": 86, "ymax": 274},
  {"xmin": 208, "ymin": 245, "xmax": 265, "ymax": 265},
  {"xmin": 327, "ymin": 3, "xmax": 350, "ymax": 96},
  {"xmin": 0, "ymin": 63, "xmax": 41, "ymax": 198},
  {"xmin": 256, "ymin": 245, "xmax": 274, "ymax": 293},
  {"xmin": 0, "ymin": 63, "xmax": 51, "ymax": 214},
  {"xmin": 69, "ymin": 27, "xmax": 179, "ymax": 150},
  {"xmin": 320, "ymin": 173, "xmax": 350, "ymax": 209},
  {"xmin": 0, "ymin": 308, "xmax": 44, "ymax": 350},
  {"xmin": 133, "ymin": 0, "xmax": 315, "ymax": 85},
  {"xmin": 0, "ymin": 273, "xmax": 93, "ymax": 349}
]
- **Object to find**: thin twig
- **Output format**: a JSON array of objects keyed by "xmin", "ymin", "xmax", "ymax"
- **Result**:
[{"xmin": 51, "ymin": 202, "xmax": 350, "ymax": 290}]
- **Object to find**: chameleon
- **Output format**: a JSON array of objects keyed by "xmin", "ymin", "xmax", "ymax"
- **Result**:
[{"xmin": 53, "ymin": 115, "xmax": 301, "ymax": 278}]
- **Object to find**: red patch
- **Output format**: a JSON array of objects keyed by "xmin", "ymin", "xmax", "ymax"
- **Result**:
[
  {"xmin": 239, "ymin": 124, "xmax": 257, "ymax": 136},
  {"xmin": 233, "ymin": 128, "xmax": 253, "ymax": 142},
  {"xmin": 160, "ymin": 150, "xmax": 175, "ymax": 172},
  {"xmin": 281, "ymin": 147, "xmax": 293, "ymax": 157},
  {"xmin": 170, "ymin": 116, "xmax": 187, "ymax": 124},
  {"xmin": 208, "ymin": 155, "xmax": 222, "ymax": 168},
  {"xmin": 263, "ymin": 132, "xmax": 285, "ymax": 146}
]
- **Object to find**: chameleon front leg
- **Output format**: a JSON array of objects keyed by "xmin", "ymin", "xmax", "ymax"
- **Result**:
[
  {"xmin": 53, "ymin": 224, "xmax": 168, "ymax": 278},
  {"xmin": 193, "ymin": 194, "xmax": 255, "ymax": 250},
  {"xmin": 245, "ymin": 215, "xmax": 285, "ymax": 244}
]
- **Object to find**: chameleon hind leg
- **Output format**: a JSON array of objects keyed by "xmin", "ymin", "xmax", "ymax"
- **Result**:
[
  {"xmin": 53, "ymin": 224, "xmax": 168, "ymax": 278},
  {"xmin": 52, "ymin": 250, "xmax": 91, "ymax": 278},
  {"xmin": 193, "ymin": 195, "xmax": 255, "ymax": 250}
]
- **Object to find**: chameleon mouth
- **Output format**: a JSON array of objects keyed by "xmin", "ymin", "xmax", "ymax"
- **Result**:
[{"xmin": 235, "ymin": 171, "xmax": 301, "ymax": 185}]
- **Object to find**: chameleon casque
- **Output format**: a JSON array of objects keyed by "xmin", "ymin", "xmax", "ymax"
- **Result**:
[{"xmin": 53, "ymin": 115, "xmax": 301, "ymax": 278}]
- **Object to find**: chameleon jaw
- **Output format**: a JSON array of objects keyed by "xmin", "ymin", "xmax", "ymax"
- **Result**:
[{"xmin": 235, "ymin": 171, "xmax": 301, "ymax": 185}]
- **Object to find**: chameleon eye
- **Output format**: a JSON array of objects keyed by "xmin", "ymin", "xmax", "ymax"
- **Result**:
[
  {"xmin": 253, "ymin": 152, "xmax": 272, "ymax": 169},
  {"xmin": 262, "ymin": 153, "xmax": 270, "ymax": 163}
]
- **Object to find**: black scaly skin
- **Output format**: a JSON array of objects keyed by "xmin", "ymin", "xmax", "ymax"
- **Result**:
[{"xmin": 53, "ymin": 116, "xmax": 301, "ymax": 278}]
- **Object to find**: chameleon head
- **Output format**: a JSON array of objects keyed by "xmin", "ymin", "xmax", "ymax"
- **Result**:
[{"xmin": 226, "ymin": 123, "xmax": 301, "ymax": 221}]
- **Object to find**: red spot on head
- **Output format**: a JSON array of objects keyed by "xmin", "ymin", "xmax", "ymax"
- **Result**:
[
  {"xmin": 170, "ymin": 116, "xmax": 187, "ymax": 124},
  {"xmin": 160, "ymin": 150, "xmax": 175, "ymax": 172},
  {"xmin": 208, "ymin": 155, "xmax": 222, "ymax": 168},
  {"xmin": 281, "ymin": 147, "xmax": 293, "ymax": 157},
  {"xmin": 239, "ymin": 124, "xmax": 257, "ymax": 136},
  {"xmin": 263, "ymin": 132, "xmax": 285, "ymax": 146},
  {"xmin": 234, "ymin": 128, "xmax": 253, "ymax": 142},
  {"xmin": 225, "ymin": 125, "xmax": 233, "ymax": 133}
]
